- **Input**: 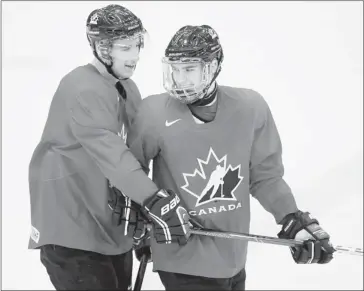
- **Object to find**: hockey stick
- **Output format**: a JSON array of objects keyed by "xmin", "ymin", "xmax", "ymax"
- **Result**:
[
  {"xmin": 190, "ymin": 228, "xmax": 363, "ymax": 256},
  {"xmin": 133, "ymin": 252, "xmax": 151, "ymax": 291}
]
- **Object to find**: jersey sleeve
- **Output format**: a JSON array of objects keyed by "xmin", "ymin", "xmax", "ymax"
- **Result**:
[
  {"xmin": 127, "ymin": 99, "xmax": 160, "ymax": 173},
  {"xmin": 68, "ymin": 90, "xmax": 159, "ymax": 205},
  {"xmin": 249, "ymin": 90, "xmax": 299, "ymax": 224}
]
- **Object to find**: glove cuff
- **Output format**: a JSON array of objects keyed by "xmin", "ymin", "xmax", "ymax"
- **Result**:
[{"xmin": 278, "ymin": 210, "xmax": 319, "ymax": 239}]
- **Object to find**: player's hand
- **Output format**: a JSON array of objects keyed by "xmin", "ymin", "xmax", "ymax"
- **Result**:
[
  {"xmin": 134, "ymin": 235, "xmax": 152, "ymax": 263},
  {"xmin": 142, "ymin": 189, "xmax": 191, "ymax": 245},
  {"xmin": 278, "ymin": 211, "xmax": 336, "ymax": 264},
  {"xmin": 108, "ymin": 182, "xmax": 149, "ymax": 240}
]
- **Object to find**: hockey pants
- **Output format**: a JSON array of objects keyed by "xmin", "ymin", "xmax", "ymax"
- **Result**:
[{"xmin": 40, "ymin": 244, "xmax": 133, "ymax": 290}]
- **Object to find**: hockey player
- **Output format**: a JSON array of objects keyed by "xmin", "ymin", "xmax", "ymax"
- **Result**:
[
  {"xmin": 129, "ymin": 25, "xmax": 336, "ymax": 290},
  {"xmin": 28, "ymin": 5, "xmax": 190, "ymax": 290}
]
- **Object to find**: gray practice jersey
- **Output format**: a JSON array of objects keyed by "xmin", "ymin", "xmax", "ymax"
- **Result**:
[
  {"xmin": 128, "ymin": 86, "xmax": 298, "ymax": 278},
  {"xmin": 28, "ymin": 62, "xmax": 158, "ymax": 255}
]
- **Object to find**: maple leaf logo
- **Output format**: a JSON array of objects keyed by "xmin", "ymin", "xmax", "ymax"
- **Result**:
[{"xmin": 181, "ymin": 147, "xmax": 244, "ymax": 207}]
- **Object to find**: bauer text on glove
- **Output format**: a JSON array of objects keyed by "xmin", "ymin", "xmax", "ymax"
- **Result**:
[{"xmin": 142, "ymin": 189, "xmax": 191, "ymax": 245}]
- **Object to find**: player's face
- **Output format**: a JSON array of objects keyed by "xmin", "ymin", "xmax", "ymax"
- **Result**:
[
  {"xmin": 171, "ymin": 63, "xmax": 204, "ymax": 88},
  {"xmin": 109, "ymin": 37, "xmax": 142, "ymax": 79}
]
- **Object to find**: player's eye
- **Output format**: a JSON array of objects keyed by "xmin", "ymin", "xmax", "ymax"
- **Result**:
[{"xmin": 114, "ymin": 44, "xmax": 131, "ymax": 51}]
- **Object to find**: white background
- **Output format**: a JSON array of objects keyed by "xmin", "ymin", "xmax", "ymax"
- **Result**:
[{"xmin": 2, "ymin": 1, "xmax": 363, "ymax": 290}]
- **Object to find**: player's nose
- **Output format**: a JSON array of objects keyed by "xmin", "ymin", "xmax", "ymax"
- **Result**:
[
  {"xmin": 128, "ymin": 47, "xmax": 141, "ymax": 62},
  {"xmin": 173, "ymin": 71, "xmax": 187, "ymax": 85}
]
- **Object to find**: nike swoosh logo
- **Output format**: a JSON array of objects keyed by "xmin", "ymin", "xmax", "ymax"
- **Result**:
[{"xmin": 165, "ymin": 119, "xmax": 181, "ymax": 127}]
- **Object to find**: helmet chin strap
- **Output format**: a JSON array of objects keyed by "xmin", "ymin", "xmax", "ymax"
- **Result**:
[
  {"xmin": 93, "ymin": 50, "xmax": 130, "ymax": 81},
  {"xmin": 190, "ymin": 59, "xmax": 222, "ymax": 106},
  {"xmin": 190, "ymin": 67, "xmax": 220, "ymax": 106},
  {"xmin": 190, "ymin": 81, "xmax": 217, "ymax": 106}
]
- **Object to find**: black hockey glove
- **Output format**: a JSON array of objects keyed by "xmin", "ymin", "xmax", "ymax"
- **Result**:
[
  {"xmin": 108, "ymin": 182, "xmax": 148, "ymax": 241},
  {"xmin": 278, "ymin": 211, "xmax": 336, "ymax": 264},
  {"xmin": 142, "ymin": 189, "xmax": 191, "ymax": 245}
]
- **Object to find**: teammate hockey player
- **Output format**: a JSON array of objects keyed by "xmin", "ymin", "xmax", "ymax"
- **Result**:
[
  {"xmin": 129, "ymin": 25, "xmax": 336, "ymax": 290},
  {"xmin": 28, "ymin": 5, "xmax": 190, "ymax": 290}
]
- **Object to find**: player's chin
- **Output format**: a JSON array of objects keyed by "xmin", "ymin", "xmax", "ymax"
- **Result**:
[
  {"xmin": 113, "ymin": 63, "xmax": 136, "ymax": 78},
  {"xmin": 175, "ymin": 96, "xmax": 190, "ymax": 104},
  {"xmin": 178, "ymin": 94, "xmax": 198, "ymax": 104},
  {"xmin": 117, "ymin": 69, "xmax": 135, "ymax": 79}
]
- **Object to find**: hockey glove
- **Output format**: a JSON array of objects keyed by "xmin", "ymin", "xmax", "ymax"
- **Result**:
[
  {"xmin": 108, "ymin": 182, "xmax": 148, "ymax": 241},
  {"xmin": 278, "ymin": 211, "xmax": 336, "ymax": 264},
  {"xmin": 143, "ymin": 189, "xmax": 191, "ymax": 245}
]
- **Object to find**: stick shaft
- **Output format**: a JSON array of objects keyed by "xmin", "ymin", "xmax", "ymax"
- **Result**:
[
  {"xmin": 190, "ymin": 229, "xmax": 363, "ymax": 256},
  {"xmin": 133, "ymin": 253, "xmax": 150, "ymax": 291}
]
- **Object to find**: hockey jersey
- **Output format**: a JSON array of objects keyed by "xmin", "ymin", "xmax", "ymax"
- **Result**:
[
  {"xmin": 127, "ymin": 86, "xmax": 299, "ymax": 278},
  {"xmin": 28, "ymin": 61, "xmax": 158, "ymax": 255}
]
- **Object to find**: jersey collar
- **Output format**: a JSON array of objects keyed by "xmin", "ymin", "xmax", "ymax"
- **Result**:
[{"xmin": 91, "ymin": 58, "xmax": 119, "ymax": 86}]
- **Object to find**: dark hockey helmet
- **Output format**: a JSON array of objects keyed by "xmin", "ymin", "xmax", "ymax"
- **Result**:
[
  {"xmin": 162, "ymin": 25, "xmax": 224, "ymax": 104},
  {"xmin": 165, "ymin": 25, "xmax": 223, "ymax": 63},
  {"xmin": 86, "ymin": 4, "xmax": 146, "ymax": 64}
]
